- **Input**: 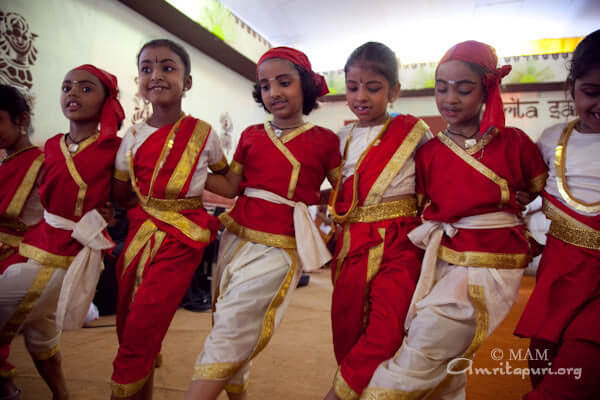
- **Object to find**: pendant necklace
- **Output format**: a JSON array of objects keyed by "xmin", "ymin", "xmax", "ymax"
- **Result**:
[
  {"xmin": 270, "ymin": 121, "xmax": 305, "ymax": 137},
  {"xmin": 66, "ymin": 133, "xmax": 87, "ymax": 153},
  {"xmin": 445, "ymin": 127, "xmax": 479, "ymax": 149}
]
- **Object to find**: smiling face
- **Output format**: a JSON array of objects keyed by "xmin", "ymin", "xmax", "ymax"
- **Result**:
[
  {"xmin": 137, "ymin": 45, "xmax": 191, "ymax": 108},
  {"xmin": 257, "ymin": 58, "xmax": 304, "ymax": 125},
  {"xmin": 60, "ymin": 69, "xmax": 106, "ymax": 124},
  {"xmin": 572, "ymin": 66, "xmax": 600, "ymax": 133},
  {"xmin": 435, "ymin": 60, "xmax": 485, "ymax": 130},
  {"xmin": 345, "ymin": 63, "xmax": 399, "ymax": 127}
]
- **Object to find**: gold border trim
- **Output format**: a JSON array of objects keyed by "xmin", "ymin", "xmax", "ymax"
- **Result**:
[
  {"xmin": 252, "ymin": 248, "xmax": 298, "ymax": 356},
  {"xmin": 347, "ymin": 198, "xmax": 417, "ymax": 223},
  {"xmin": 230, "ymin": 160, "xmax": 244, "ymax": 176},
  {"xmin": 555, "ymin": 119, "xmax": 600, "ymax": 213},
  {"xmin": 543, "ymin": 198, "xmax": 600, "ymax": 250},
  {"xmin": 333, "ymin": 368, "xmax": 359, "ymax": 400},
  {"xmin": 60, "ymin": 136, "xmax": 90, "ymax": 217},
  {"xmin": 0, "ymin": 365, "xmax": 17, "ymax": 379},
  {"xmin": 141, "ymin": 205, "xmax": 211, "ymax": 243},
  {"xmin": 111, "ymin": 373, "xmax": 150, "ymax": 398},
  {"xmin": 464, "ymin": 127, "xmax": 499, "ymax": 155},
  {"xmin": 30, "ymin": 344, "xmax": 59, "ymax": 361},
  {"xmin": 333, "ymin": 224, "xmax": 351, "ymax": 285},
  {"xmin": 438, "ymin": 132, "xmax": 510, "ymax": 207},
  {"xmin": 219, "ymin": 213, "xmax": 296, "ymax": 249},
  {"xmin": 264, "ymin": 122, "xmax": 302, "ymax": 199},
  {"xmin": 130, "ymin": 115, "xmax": 186, "ymax": 203},
  {"xmin": 327, "ymin": 164, "xmax": 342, "ymax": 185},
  {"xmin": 18, "ymin": 242, "xmax": 74, "ymax": 269},
  {"xmin": 145, "ymin": 196, "xmax": 203, "ymax": 212},
  {"xmin": 193, "ymin": 248, "xmax": 298, "ymax": 382},
  {"xmin": 210, "ymin": 155, "xmax": 229, "ymax": 172},
  {"xmin": 0, "ymin": 231, "xmax": 23, "ymax": 248},
  {"xmin": 5, "ymin": 153, "xmax": 43, "ymax": 218},
  {"xmin": 363, "ymin": 228, "xmax": 386, "ymax": 327},
  {"xmin": 225, "ymin": 380, "xmax": 249, "ymax": 394},
  {"xmin": 528, "ymin": 172, "xmax": 548, "ymax": 194},
  {"xmin": 361, "ymin": 387, "xmax": 429, "ymax": 400},
  {"xmin": 0, "ymin": 264, "xmax": 55, "ymax": 346},
  {"xmin": 2, "ymin": 146, "xmax": 37, "ymax": 162},
  {"xmin": 165, "ymin": 119, "xmax": 211, "ymax": 199},
  {"xmin": 364, "ymin": 120, "xmax": 428, "ymax": 206},
  {"xmin": 192, "ymin": 361, "xmax": 245, "ymax": 380},
  {"xmin": 426, "ymin": 284, "xmax": 489, "ymax": 398},
  {"xmin": 113, "ymin": 168, "xmax": 130, "ymax": 182},
  {"xmin": 438, "ymin": 245, "xmax": 528, "ymax": 269},
  {"xmin": 328, "ymin": 119, "xmax": 392, "ymax": 223}
]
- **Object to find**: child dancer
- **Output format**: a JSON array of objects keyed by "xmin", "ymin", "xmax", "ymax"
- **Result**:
[
  {"xmin": 361, "ymin": 41, "xmax": 548, "ymax": 399},
  {"xmin": 323, "ymin": 42, "xmax": 430, "ymax": 400},
  {"xmin": 186, "ymin": 47, "xmax": 340, "ymax": 400},
  {"xmin": 110, "ymin": 39, "xmax": 224, "ymax": 400},
  {"xmin": 0, "ymin": 65, "xmax": 124, "ymax": 400},
  {"xmin": 0, "ymin": 84, "xmax": 44, "ymax": 399},
  {"xmin": 515, "ymin": 29, "xmax": 600, "ymax": 400}
]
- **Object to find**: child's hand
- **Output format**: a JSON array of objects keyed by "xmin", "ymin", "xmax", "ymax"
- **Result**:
[
  {"xmin": 98, "ymin": 202, "xmax": 117, "ymax": 227},
  {"xmin": 516, "ymin": 191, "xmax": 531, "ymax": 209}
]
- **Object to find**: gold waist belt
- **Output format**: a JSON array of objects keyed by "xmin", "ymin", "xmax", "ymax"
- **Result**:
[
  {"xmin": 543, "ymin": 200, "xmax": 600, "ymax": 251},
  {"xmin": 141, "ymin": 196, "xmax": 204, "ymax": 212},
  {"xmin": 347, "ymin": 198, "xmax": 417, "ymax": 223}
]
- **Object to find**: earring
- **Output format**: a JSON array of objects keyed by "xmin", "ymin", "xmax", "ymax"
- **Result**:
[{"xmin": 20, "ymin": 126, "xmax": 27, "ymax": 136}]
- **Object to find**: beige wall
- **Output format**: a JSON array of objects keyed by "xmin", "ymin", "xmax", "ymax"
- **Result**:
[{"xmin": 6, "ymin": 0, "xmax": 266, "ymax": 159}]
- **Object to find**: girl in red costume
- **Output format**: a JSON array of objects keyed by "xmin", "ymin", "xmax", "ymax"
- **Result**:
[
  {"xmin": 186, "ymin": 47, "xmax": 340, "ymax": 400},
  {"xmin": 111, "ymin": 39, "xmax": 224, "ymax": 400},
  {"xmin": 0, "ymin": 84, "xmax": 44, "ymax": 400},
  {"xmin": 362, "ymin": 41, "xmax": 547, "ymax": 399},
  {"xmin": 324, "ymin": 42, "xmax": 431, "ymax": 400},
  {"xmin": 0, "ymin": 65, "xmax": 124, "ymax": 400},
  {"xmin": 515, "ymin": 29, "xmax": 600, "ymax": 400}
]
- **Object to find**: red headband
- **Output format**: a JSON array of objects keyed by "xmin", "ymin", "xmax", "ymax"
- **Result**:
[
  {"xmin": 73, "ymin": 64, "xmax": 125, "ymax": 142},
  {"xmin": 257, "ymin": 47, "xmax": 329, "ymax": 97},
  {"xmin": 438, "ymin": 40, "xmax": 512, "ymax": 134}
]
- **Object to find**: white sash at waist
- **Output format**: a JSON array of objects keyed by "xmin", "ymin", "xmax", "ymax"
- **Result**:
[
  {"xmin": 405, "ymin": 211, "xmax": 522, "ymax": 329},
  {"xmin": 244, "ymin": 188, "xmax": 331, "ymax": 271},
  {"xmin": 44, "ymin": 209, "xmax": 114, "ymax": 330}
]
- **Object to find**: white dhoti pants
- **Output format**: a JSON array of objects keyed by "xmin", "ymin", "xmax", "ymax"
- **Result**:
[
  {"xmin": 0, "ymin": 260, "xmax": 65, "ymax": 358},
  {"xmin": 192, "ymin": 230, "xmax": 302, "ymax": 393},
  {"xmin": 362, "ymin": 261, "xmax": 523, "ymax": 400}
]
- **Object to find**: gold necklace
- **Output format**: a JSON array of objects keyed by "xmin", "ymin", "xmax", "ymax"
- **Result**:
[
  {"xmin": 554, "ymin": 119, "xmax": 600, "ymax": 213},
  {"xmin": 328, "ymin": 118, "xmax": 392, "ymax": 223}
]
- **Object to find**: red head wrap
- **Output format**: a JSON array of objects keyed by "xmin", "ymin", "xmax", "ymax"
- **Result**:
[
  {"xmin": 257, "ymin": 47, "xmax": 329, "ymax": 97},
  {"xmin": 437, "ymin": 40, "xmax": 512, "ymax": 134},
  {"xmin": 73, "ymin": 64, "xmax": 125, "ymax": 142}
]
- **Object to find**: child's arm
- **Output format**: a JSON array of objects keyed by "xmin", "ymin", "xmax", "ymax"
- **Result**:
[{"xmin": 205, "ymin": 168, "xmax": 242, "ymax": 199}]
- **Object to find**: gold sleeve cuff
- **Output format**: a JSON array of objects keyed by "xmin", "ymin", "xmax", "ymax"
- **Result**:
[
  {"xmin": 528, "ymin": 172, "xmax": 548, "ymax": 194},
  {"xmin": 114, "ymin": 168, "xmax": 130, "ymax": 182},
  {"xmin": 230, "ymin": 160, "xmax": 244, "ymax": 175},
  {"xmin": 327, "ymin": 165, "xmax": 341, "ymax": 185},
  {"xmin": 416, "ymin": 193, "xmax": 425, "ymax": 208},
  {"xmin": 333, "ymin": 369, "xmax": 358, "ymax": 400},
  {"xmin": 209, "ymin": 155, "xmax": 229, "ymax": 172}
]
